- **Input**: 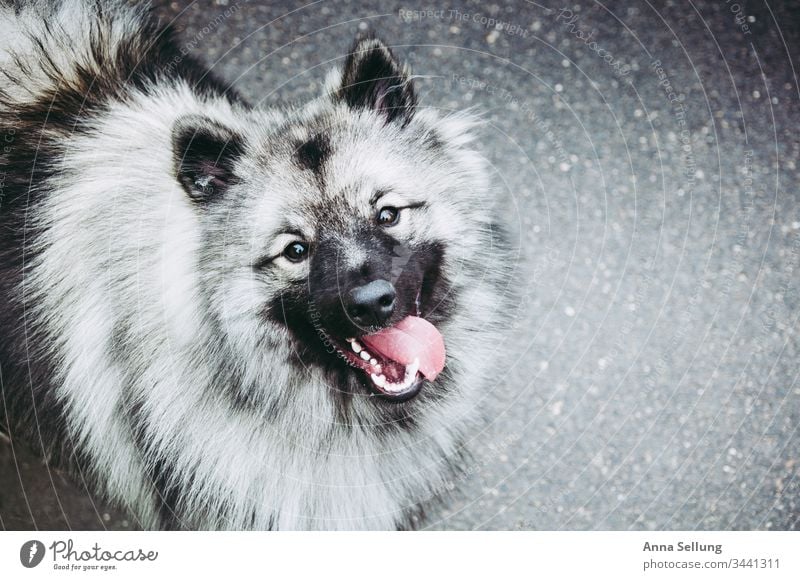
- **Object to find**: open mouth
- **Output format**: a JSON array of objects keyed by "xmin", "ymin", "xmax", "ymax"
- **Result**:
[{"xmin": 333, "ymin": 316, "xmax": 446, "ymax": 401}]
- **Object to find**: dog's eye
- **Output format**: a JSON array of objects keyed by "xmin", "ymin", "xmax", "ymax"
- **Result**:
[
  {"xmin": 376, "ymin": 206, "xmax": 400, "ymax": 226},
  {"xmin": 283, "ymin": 241, "xmax": 310, "ymax": 263}
]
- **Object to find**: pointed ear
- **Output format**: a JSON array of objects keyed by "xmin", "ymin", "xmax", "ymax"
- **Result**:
[
  {"xmin": 172, "ymin": 115, "xmax": 244, "ymax": 202},
  {"xmin": 336, "ymin": 36, "xmax": 417, "ymax": 126}
]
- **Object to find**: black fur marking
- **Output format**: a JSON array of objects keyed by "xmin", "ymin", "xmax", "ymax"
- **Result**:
[
  {"xmin": 126, "ymin": 399, "xmax": 187, "ymax": 530},
  {"xmin": 173, "ymin": 115, "xmax": 244, "ymax": 202},
  {"xmin": 422, "ymin": 128, "xmax": 443, "ymax": 151},
  {"xmin": 416, "ymin": 242, "xmax": 454, "ymax": 325},
  {"xmin": 337, "ymin": 37, "xmax": 417, "ymax": 127},
  {"xmin": 294, "ymin": 133, "xmax": 330, "ymax": 176},
  {"xmin": 264, "ymin": 280, "xmax": 358, "ymax": 424},
  {"xmin": 0, "ymin": 116, "xmax": 72, "ymax": 469},
  {"xmin": 150, "ymin": 457, "xmax": 184, "ymax": 530},
  {"xmin": 229, "ymin": 364, "xmax": 293, "ymax": 424}
]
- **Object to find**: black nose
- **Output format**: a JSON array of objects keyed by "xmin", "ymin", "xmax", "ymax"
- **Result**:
[{"xmin": 346, "ymin": 279, "xmax": 396, "ymax": 327}]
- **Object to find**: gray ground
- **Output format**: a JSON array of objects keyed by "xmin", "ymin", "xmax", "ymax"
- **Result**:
[{"xmin": 1, "ymin": 0, "xmax": 798, "ymax": 530}]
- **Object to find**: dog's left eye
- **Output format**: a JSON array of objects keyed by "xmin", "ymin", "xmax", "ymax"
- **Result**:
[
  {"xmin": 376, "ymin": 206, "xmax": 400, "ymax": 226},
  {"xmin": 283, "ymin": 241, "xmax": 310, "ymax": 263}
]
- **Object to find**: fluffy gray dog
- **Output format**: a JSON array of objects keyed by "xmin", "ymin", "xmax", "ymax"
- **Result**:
[{"xmin": 0, "ymin": 0, "xmax": 508, "ymax": 529}]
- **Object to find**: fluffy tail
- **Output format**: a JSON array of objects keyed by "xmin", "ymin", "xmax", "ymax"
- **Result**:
[
  {"xmin": 0, "ymin": 0, "xmax": 234, "ymax": 120},
  {"xmin": 0, "ymin": 0, "xmax": 160, "ymax": 109}
]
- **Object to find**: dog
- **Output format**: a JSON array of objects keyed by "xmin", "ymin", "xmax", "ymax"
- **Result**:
[{"xmin": 0, "ymin": 0, "xmax": 509, "ymax": 529}]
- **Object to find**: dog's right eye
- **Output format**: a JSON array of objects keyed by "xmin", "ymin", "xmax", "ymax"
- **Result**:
[
  {"xmin": 283, "ymin": 241, "xmax": 310, "ymax": 263},
  {"xmin": 376, "ymin": 206, "xmax": 400, "ymax": 226}
]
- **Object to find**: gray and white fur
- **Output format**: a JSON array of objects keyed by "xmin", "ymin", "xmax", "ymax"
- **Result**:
[{"xmin": 0, "ymin": 0, "xmax": 509, "ymax": 530}]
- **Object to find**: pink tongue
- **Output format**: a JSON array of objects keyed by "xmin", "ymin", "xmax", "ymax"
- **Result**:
[{"xmin": 360, "ymin": 316, "xmax": 446, "ymax": 381}]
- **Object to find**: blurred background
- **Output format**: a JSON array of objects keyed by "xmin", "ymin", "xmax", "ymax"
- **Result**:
[{"xmin": 1, "ymin": 0, "xmax": 798, "ymax": 530}]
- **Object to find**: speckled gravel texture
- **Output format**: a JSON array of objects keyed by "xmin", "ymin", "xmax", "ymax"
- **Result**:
[{"xmin": 1, "ymin": 0, "xmax": 798, "ymax": 530}]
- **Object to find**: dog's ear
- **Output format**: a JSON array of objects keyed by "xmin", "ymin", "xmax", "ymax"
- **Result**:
[
  {"xmin": 336, "ymin": 36, "xmax": 417, "ymax": 126},
  {"xmin": 172, "ymin": 114, "xmax": 244, "ymax": 202}
]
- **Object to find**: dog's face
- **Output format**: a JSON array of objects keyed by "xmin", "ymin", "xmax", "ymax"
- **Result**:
[{"xmin": 172, "ymin": 38, "xmax": 491, "ymax": 405}]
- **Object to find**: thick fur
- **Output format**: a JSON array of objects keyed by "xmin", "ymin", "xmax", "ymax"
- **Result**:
[{"xmin": 0, "ymin": 0, "xmax": 508, "ymax": 530}]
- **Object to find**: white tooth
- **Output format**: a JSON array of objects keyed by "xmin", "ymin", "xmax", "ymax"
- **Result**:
[
  {"xmin": 346, "ymin": 338, "xmax": 354, "ymax": 342},
  {"xmin": 374, "ymin": 364, "xmax": 382, "ymax": 373},
  {"xmin": 406, "ymin": 358, "xmax": 420, "ymax": 380},
  {"xmin": 370, "ymin": 358, "xmax": 377, "ymax": 365},
  {"xmin": 351, "ymin": 341, "xmax": 362, "ymax": 353},
  {"xmin": 396, "ymin": 358, "xmax": 420, "ymax": 390},
  {"xmin": 360, "ymin": 350, "xmax": 370, "ymax": 360},
  {"xmin": 370, "ymin": 373, "xmax": 386, "ymax": 387}
]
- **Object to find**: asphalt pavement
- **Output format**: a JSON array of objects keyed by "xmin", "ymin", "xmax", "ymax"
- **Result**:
[{"xmin": 1, "ymin": 0, "xmax": 798, "ymax": 530}]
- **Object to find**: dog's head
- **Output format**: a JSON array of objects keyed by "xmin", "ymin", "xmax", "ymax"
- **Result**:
[{"xmin": 171, "ymin": 37, "xmax": 500, "ymax": 406}]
